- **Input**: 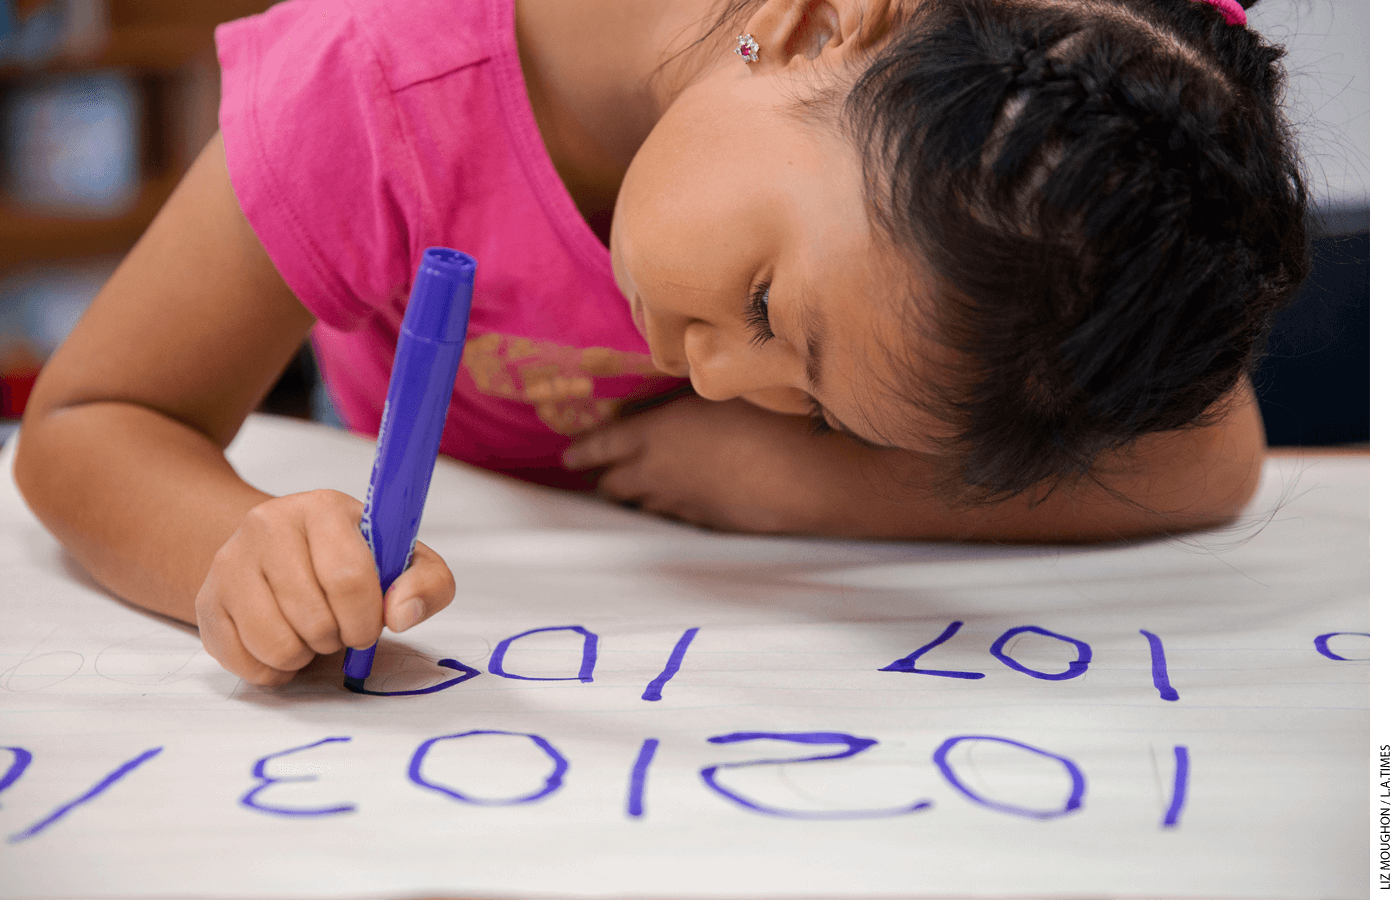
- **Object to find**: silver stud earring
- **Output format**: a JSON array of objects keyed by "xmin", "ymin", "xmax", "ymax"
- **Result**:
[{"xmin": 735, "ymin": 33, "xmax": 760, "ymax": 63}]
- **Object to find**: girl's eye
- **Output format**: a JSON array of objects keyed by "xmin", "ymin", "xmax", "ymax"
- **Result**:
[{"xmin": 743, "ymin": 281, "xmax": 775, "ymax": 346}]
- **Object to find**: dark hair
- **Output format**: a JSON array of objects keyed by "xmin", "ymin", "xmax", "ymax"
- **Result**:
[{"xmin": 845, "ymin": 0, "xmax": 1310, "ymax": 498}]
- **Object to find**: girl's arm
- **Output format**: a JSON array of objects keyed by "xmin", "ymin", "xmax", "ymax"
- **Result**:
[
  {"xmin": 563, "ymin": 380, "xmax": 1266, "ymax": 542},
  {"xmin": 14, "ymin": 133, "xmax": 453, "ymax": 684}
]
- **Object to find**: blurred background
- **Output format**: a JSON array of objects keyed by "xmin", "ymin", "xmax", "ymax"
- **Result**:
[
  {"xmin": 0, "ymin": 0, "xmax": 1371, "ymax": 447},
  {"xmin": 0, "ymin": 0, "xmax": 320, "ymax": 443}
]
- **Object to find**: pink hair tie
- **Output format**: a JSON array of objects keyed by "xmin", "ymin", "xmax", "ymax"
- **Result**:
[{"xmin": 1189, "ymin": 0, "xmax": 1247, "ymax": 26}]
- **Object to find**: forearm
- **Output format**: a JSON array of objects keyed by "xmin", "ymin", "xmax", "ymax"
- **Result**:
[
  {"xmin": 789, "ymin": 399, "xmax": 1265, "ymax": 543},
  {"xmin": 791, "ymin": 444, "xmax": 1211, "ymax": 542},
  {"xmin": 573, "ymin": 389, "xmax": 1265, "ymax": 542},
  {"xmin": 15, "ymin": 401, "xmax": 272, "ymax": 625}
]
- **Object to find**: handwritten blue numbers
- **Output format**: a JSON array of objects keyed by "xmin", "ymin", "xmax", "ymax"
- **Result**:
[
  {"xmin": 879, "ymin": 620, "xmax": 984, "ymax": 679},
  {"xmin": 989, "ymin": 626, "xmax": 1092, "ymax": 681},
  {"xmin": 627, "ymin": 738, "xmax": 661, "ymax": 818},
  {"xmin": 18, "ymin": 622, "xmax": 1360, "ymax": 841},
  {"xmin": 0, "ymin": 747, "xmax": 32, "ymax": 806},
  {"xmin": 345, "ymin": 658, "xmax": 480, "ymax": 696},
  {"xmin": 1139, "ymin": 630, "xmax": 1180, "ymax": 701},
  {"xmin": 1314, "ymin": 631, "xmax": 1369, "ymax": 661},
  {"xmin": 409, "ymin": 730, "xmax": 568, "ymax": 806},
  {"xmin": 1162, "ymin": 745, "xmax": 1190, "ymax": 827},
  {"xmin": 643, "ymin": 627, "xmax": 700, "ymax": 700},
  {"xmin": 934, "ymin": 735, "xmax": 1085, "ymax": 820},
  {"xmin": 7, "ymin": 746, "xmax": 163, "ymax": 843},
  {"xmin": 700, "ymin": 732, "xmax": 933, "ymax": 820},
  {"xmin": 882, "ymin": 622, "xmax": 1094, "ymax": 682},
  {"xmin": 241, "ymin": 737, "xmax": 356, "ymax": 817},
  {"xmin": 489, "ymin": 625, "xmax": 599, "ymax": 682},
  {"xmin": 883, "ymin": 622, "xmax": 1197, "ymax": 699}
]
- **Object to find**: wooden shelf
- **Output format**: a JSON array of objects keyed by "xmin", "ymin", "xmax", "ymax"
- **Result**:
[
  {"xmin": 0, "ymin": 25, "xmax": 213, "ymax": 75},
  {"xmin": 0, "ymin": 1, "xmax": 270, "ymax": 274},
  {"xmin": 0, "ymin": 170, "xmax": 181, "ymax": 271},
  {"xmin": 1, "ymin": 0, "xmax": 271, "ymax": 76},
  {"xmin": 107, "ymin": 0, "xmax": 272, "ymax": 30}
]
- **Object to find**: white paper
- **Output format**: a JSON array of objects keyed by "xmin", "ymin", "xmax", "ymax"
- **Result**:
[{"xmin": 0, "ymin": 416, "xmax": 1368, "ymax": 899}]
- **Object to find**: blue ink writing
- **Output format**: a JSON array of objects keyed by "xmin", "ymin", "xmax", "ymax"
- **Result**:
[
  {"xmin": 489, "ymin": 626, "xmax": 599, "ymax": 682},
  {"xmin": 344, "ymin": 658, "xmax": 480, "ymax": 696},
  {"xmin": 934, "ymin": 735, "xmax": 1084, "ymax": 819},
  {"xmin": 1139, "ymin": 629, "xmax": 1180, "ymax": 701},
  {"xmin": 0, "ymin": 747, "xmax": 32, "ymax": 806},
  {"xmin": 8, "ymin": 746, "xmax": 163, "ymax": 843},
  {"xmin": 879, "ymin": 621, "xmax": 984, "ymax": 679},
  {"xmin": 700, "ymin": 731, "xmax": 932, "ymax": 820},
  {"xmin": 627, "ymin": 738, "xmax": 660, "ymax": 818},
  {"xmin": 409, "ymin": 730, "xmax": 568, "ymax": 805},
  {"xmin": 240, "ymin": 737, "xmax": 355, "ymax": 817},
  {"xmin": 643, "ymin": 627, "xmax": 700, "ymax": 700},
  {"xmin": 1162, "ymin": 745, "xmax": 1189, "ymax": 827},
  {"xmin": 989, "ymin": 626, "xmax": 1091, "ymax": 681},
  {"xmin": 1314, "ymin": 632, "xmax": 1369, "ymax": 661}
]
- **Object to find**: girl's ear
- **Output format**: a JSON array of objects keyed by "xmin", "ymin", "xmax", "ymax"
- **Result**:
[{"xmin": 744, "ymin": 0, "xmax": 897, "ymax": 68}]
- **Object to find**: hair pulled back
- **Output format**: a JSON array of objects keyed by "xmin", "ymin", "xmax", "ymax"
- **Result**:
[{"xmin": 846, "ymin": 0, "xmax": 1309, "ymax": 498}]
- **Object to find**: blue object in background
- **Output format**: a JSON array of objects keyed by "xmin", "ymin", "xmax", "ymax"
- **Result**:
[
  {"xmin": 1, "ymin": 70, "xmax": 140, "ymax": 215},
  {"xmin": 343, "ymin": 248, "xmax": 476, "ymax": 691},
  {"xmin": 0, "ymin": 0, "xmax": 108, "ymax": 67},
  {"xmin": 0, "ymin": 0, "xmax": 65, "ymax": 65}
]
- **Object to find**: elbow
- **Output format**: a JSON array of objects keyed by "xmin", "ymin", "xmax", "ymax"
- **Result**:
[
  {"xmin": 1192, "ymin": 388, "xmax": 1268, "ymax": 527},
  {"xmin": 1132, "ymin": 380, "xmax": 1270, "ymax": 537},
  {"xmin": 1184, "ymin": 429, "xmax": 1264, "ymax": 531},
  {"xmin": 1137, "ymin": 399, "xmax": 1268, "ymax": 537},
  {"xmin": 13, "ymin": 389, "xmax": 62, "ymax": 527}
]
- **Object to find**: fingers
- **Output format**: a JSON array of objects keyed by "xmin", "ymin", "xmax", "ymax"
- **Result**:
[
  {"xmin": 195, "ymin": 552, "xmax": 309, "ymax": 686},
  {"xmin": 384, "ymin": 542, "xmax": 455, "ymax": 634},
  {"xmin": 303, "ymin": 499, "xmax": 382, "ymax": 650},
  {"xmin": 595, "ymin": 459, "xmax": 650, "ymax": 507},
  {"xmin": 195, "ymin": 489, "xmax": 456, "ymax": 686},
  {"xmin": 198, "ymin": 604, "xmax": 297, "ymax": 687},
  {"xmin": 561, "ymin": 422, "xmax": 642, "ymax": 471}
]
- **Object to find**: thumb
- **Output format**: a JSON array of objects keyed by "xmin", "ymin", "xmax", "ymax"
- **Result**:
[{"xmin": 383, "ymin": 541, "xmax": 455, "ymax": 633}]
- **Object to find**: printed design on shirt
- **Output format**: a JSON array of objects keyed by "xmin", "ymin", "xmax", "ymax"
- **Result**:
[{"xmin": 461, "ymin": 333, "xmax": 670, "ymax": 434}]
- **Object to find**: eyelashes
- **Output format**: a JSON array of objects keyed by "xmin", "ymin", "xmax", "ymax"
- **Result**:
[
  {"xmin": 744, "ymin": 281, "xmax": 774, "ymax": 347},
  {"xmin": 743, "ymin": 281, "xmax": 830, "ymax": 437}
]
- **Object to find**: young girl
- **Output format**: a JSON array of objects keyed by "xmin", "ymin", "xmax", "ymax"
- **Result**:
[{"xmin": 13, "ymin": 0, "xmax": 1308, "ymax": 686}]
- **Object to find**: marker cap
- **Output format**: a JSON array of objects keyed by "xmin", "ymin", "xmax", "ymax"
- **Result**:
[{"xmin": 403, "ymin": 247, "xmax": 476, "ymax": 343}]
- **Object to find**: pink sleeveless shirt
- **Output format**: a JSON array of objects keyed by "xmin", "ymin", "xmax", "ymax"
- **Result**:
[{"xmin": 216, "ymin": 0, "xmax": 683, "ymax": 489}]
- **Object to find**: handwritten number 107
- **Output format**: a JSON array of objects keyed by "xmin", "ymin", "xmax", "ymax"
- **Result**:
[{"xmin": 881, "ymin": 622, "xmax": 1177, "ymax": 701}]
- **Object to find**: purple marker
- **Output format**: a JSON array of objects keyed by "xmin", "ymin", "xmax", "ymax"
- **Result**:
[{"xmin": 343, "ymin": 247, "xmax": 475, "ymax": 692}]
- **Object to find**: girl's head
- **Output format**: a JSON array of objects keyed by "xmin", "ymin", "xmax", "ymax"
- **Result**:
[{"xmin": 611, "ymin": 0, "xmax": 1308, "ymax": 498}]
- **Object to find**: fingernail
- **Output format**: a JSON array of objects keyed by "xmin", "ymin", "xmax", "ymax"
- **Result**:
[
  {"xmin": 561, "ymin": 447, "xmax": 582, "ymax": 469},
  {"xmin": 389, "ymin": 597, "xmax": 425, "ymax": 633}
]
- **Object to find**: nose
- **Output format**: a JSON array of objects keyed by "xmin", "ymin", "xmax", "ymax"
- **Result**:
[
  {"xmin": 682, "ymin": 321, "xmax": 802, "ymax": 403},
  {"xmin": 646, "ymin": 322, "xmax": 690, "ymax": 379}
]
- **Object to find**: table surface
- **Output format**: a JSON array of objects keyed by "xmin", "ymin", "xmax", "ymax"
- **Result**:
[{"xmin": 0, "ymin": 416, "xmax": 1371, "ymax": 900}]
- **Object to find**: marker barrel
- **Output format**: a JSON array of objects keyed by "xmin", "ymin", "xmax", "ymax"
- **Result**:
[{"xmin": 343, "ymin": 248, "xmax": 475, "ymax": 684}]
